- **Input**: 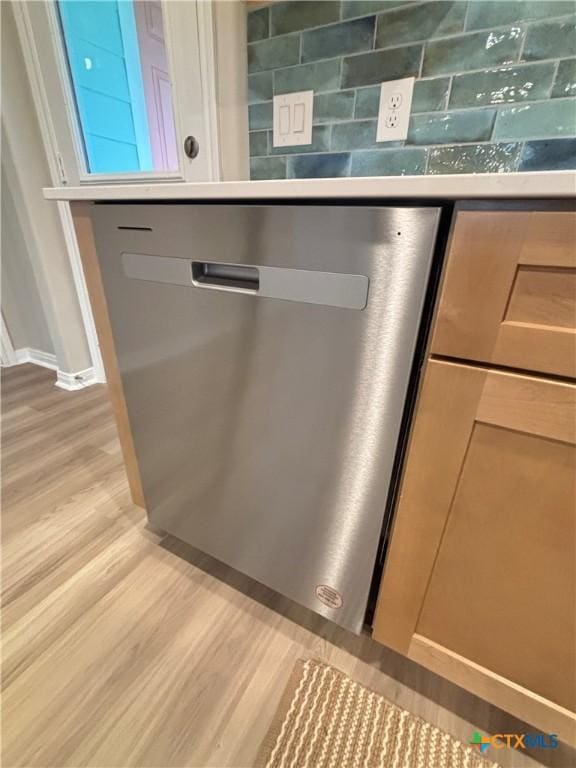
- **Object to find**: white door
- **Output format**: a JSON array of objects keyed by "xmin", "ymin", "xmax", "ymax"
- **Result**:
[
  {"xmin": 133, "ymin": 0, "xmax": 179, "ymax": 172},
  {"xmin": 15, "ymin": 0, "xmax": 219, "ymax": 186}
]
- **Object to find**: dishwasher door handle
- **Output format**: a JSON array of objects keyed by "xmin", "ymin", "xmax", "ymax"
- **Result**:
[
  {"xmin": 122, "ymin": 252, "xmax": 369, "ymax": 310},
  {"xmin": 192, "ymin": 262, "xmax": 260, "ymax": 292}
]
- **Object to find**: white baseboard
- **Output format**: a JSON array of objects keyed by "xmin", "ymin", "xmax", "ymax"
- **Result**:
[
  {"xmin": 14, "ymin": 347, "xmax": 58, "ymax": 369},
  {"xmin": 55, "ymin": 367, "xmax": 98, "ymax": 391},
  {"xmin": 7, "ymin": 347, "xmax": 97, "ymax": 391}
]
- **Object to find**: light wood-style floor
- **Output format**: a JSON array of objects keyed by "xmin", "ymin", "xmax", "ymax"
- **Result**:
[{"xmin": 2, "ymin": 364, "xmax": 571, "ymax": 768}]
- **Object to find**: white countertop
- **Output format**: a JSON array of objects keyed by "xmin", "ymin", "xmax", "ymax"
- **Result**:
[{"xmin": 44, "ymin": 171, "xmax": 575, "ymax": 202}]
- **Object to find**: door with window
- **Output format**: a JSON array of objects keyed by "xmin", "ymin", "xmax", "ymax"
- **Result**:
[{"xmin": 20, "ymin": 0, "xmax": 217, "ymax": 185}]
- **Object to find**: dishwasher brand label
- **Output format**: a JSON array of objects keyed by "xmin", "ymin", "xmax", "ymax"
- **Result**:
[{"xmin": 315, "ymin": 585, "xmax": 343, "ymax": 609}]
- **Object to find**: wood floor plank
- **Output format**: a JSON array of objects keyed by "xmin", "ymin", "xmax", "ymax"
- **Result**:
[{"xmin": 2, "ymin": 364, "xmax": 571, "ymax": 768}]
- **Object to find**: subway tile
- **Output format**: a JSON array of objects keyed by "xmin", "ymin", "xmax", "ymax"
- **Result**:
[
  {"xmin": 248, "ymin": 72, "xmax": 273, "ymax": 104},
  {"xmin": 408, "ymin": 109, "xmax": 496, "ymax": 145},
  {"xmin": 287, "ymin": 152, "xmax": 351, "ymax": 178},
  {"xmin": 343, "ymin": 1, "xmax": 415, "ymax": 19},
  {"xmin": 428, "ymin": 143, "xmax": 522, "ymax": 173},
  {"xmin": 552, "ymin": 58, "xmax": 576, "ymax": 98},
  {"xmin": 270, "ymin": 125, "xmax": 331, "ymax": 154},
  {"xmin": 271, "ymin": 1, "xmax": 340, "ymax": 36},
  {"xmin": 519, "ymin": 138, "xmax": 576, "ymax": 170},
  {"xmin": 302, "ymin": 17, "xmax": 375, "ymax": 63},
  {"xmin": 250, "ymin": 156, "xmax": 287, "ymax": 180},
  {"xmin": 351, "ymin": 148, "xmax": 426, "ymax": 175},
  {"xmin": 522, "ymin": 18, "xmax": 576, "ymax": 62},
  {"xmin": 375, "ymin": 2, "xmax": 465, "ymax": 49},
  {"xmin": 313, "ymin": 91, "xmax": 356, "ymax": 123},
  {"xmin": 246, "ymin": 2, "xmax": 576, "ymax": 181},
  {"xmin": 449, "ymin": 63, "xmax": 557, "ymax": 108},
  {"xmin": 275, "ymin": 59, "xmax": 341, "ymax": 94},
  {"xmin": 248, "ymin": 35, "xmax": 300, "ymax": 73},
  {"xmin": 466, "ymin": 2, "xmax": 575, "ymax": 32},
  {"xmin": 422, "ymin": 28, "xmax": 523, "ymax": 76},
  {"xmin": 413, "ymin": 77, "xmax": 450, "ymax": 112},
  {"xmin": 249, "ymin": 131, "xmax": 268, "ymax": 157},
  {"xmin": 247, "ymin": 7, "xmax": 269, "ymax": 43},
  {"xmin": 342, "ymin": 44, "xmax": 421, "ymax": 88},
  {"xmin": 248, "ymin": 101, "xmax": 273, "ymax": 130},
  {"xmin": 355, "ymin": 86, "xmax": 380, "ymax": 118},
  {"xmin": 332, "ymin": 119, "xmax": 388, "ymax": 150},
  {"xmin": 494, "ymin": 98, "xmax": 576, "ymax": 139}
]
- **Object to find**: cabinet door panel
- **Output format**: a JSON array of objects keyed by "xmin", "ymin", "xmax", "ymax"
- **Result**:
[
  {"xmin": 432, "ymin": 211, "xmax": 576, "ymax": 378},
  {"xmin": 418, "ymin": 421, "xmax": 575, "ymax": 711},
  {"xmin": 373, "ymin": 360, "xmax": 576, "ymax": 721}
]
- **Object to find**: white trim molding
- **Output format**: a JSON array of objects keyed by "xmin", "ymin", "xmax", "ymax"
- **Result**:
[
  {"xmin": 1, "ymin": 314, "xmax": 18, "ymax": 366},
  {"xmin": 13, "ymin": 347, "xmax": 58, "ymax": 370},
  {"xmin": 6, "ymin": 347, "xmax": 97, "ymax": 391},
  {"xmin": 55, "ymin": 367, "xmax": 98, "ymax": 391}
]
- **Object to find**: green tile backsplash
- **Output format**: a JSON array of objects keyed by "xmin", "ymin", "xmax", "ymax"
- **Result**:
[{"xmin": 247, "ymin": 0, "xmax": 576, "ymax": 178}]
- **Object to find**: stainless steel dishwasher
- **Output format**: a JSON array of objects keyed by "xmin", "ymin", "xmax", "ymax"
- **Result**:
[{"xmin": 92, "ymin": 203, "xmax": 441, "ymax": 633}]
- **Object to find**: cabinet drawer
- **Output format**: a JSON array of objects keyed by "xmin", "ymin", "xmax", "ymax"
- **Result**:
[{"xmin": 432, "ymin": 210, "xmax": 576, "ymax": 378}]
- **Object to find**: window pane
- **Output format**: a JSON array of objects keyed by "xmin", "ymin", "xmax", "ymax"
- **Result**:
[{"xmin": 57, "ymin": 0, "xmax": 178, "ymax": 174}]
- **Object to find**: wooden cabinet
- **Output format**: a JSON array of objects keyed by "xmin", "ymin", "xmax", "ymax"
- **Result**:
[
  {"xmin": 432, "ymin": 211, "xmax": 576, "ymax": 378},
  {"xmin": 373, "ymin": 207, "xmax": 576, "ymax": 744}
]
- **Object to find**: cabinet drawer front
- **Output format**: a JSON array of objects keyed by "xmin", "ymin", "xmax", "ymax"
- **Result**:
[{"xmin": 432, "ymin": 210, "xmax": 576, "ymax": 378}]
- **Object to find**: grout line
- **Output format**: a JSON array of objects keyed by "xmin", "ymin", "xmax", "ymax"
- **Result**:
[
  {"xmin": 462, "ymin": 0, "xmax": 472, "ymax": 34},
  {"xmin": 345, "ymin": 153, "xmax": 353, "ymax": 176},
  {"xmin": 444, "ymin": 75, "xmax": 454, "ymax": 111},
  {"xmin": 516, "ymin": 24, "xmax": 527, "ymax": 64},
  {"xmin": 514, "ymin": 141, "xmax": 525, "ymax": 171},
  {"xmin": 264, "ymin": 5, "xmax": 271, "ymax": 40},
  {"xmin": 418, "ymin": 43, "xmax": 426, "ymax": 78},
  {"xmin": 549, "ymin": 60, "xmax": 561, "ymax": 98},
  {"xmin": 487, "ymin": 106, "xmax": 498, "ymax": 142}
]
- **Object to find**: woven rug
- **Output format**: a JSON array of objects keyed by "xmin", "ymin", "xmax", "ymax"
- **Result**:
[{"xmin": 256, "ymin": 659, "xmax": 499, "ymax": 768}]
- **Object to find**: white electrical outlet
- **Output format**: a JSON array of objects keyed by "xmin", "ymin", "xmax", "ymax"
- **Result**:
[
  {"xmin": 273, "ymin": 91, "xmax": 314, "ymax": 148},
  {"xmin": 376, "ymin": 77, "xmax": 415, "ymax": 142}
]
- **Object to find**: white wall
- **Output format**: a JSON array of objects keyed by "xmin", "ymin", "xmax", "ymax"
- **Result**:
[
  {"xmin": 1, "ymin": 176, "xmax": 54, "ymax": 354},
  {"xmin": 1, "ymin": 1, "xmax": 91, "ymax": 375}
]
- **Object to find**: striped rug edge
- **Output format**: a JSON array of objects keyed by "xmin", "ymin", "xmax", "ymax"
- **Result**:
[
  {"xmin": 254, "ymin": 659, "xmax": 309, "ymax": 768},
  {"xmin": 255, "ymin": 658, "xmax": 500, "ymax": 768}
]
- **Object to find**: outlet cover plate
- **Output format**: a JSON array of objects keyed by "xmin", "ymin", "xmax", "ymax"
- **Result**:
[
  {"xmin": 376, "ymin": 77, "xmax": 415, "ymax": 142},
  {"xmin": 273, "ymin": 90, "xmax": 314, "ymax": 148}
]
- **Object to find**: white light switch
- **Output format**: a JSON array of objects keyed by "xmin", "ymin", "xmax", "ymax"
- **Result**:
[
  {"xmin": 279, "ymin": 105, "xmax": 290, "ymax": 135},
  {"xmin": 376, "ymin": 77, "xmax": 415, "ymax": 142},
  {"xmin": 293, "ymin": 102, "xmax": 305, "ymax": 132},
  {"xmin": 273, "ymin": 91, "xmax": 313, "ymax": 148}
]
